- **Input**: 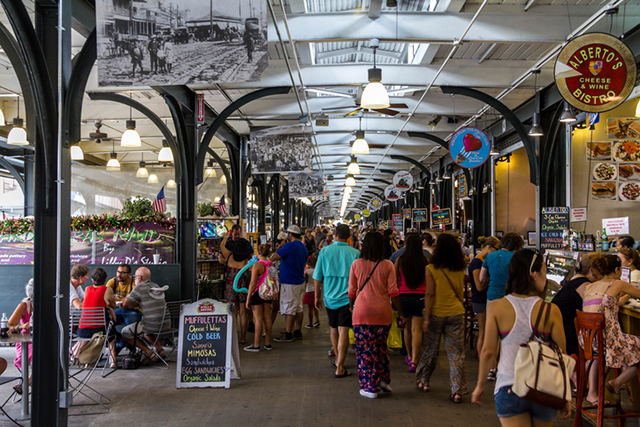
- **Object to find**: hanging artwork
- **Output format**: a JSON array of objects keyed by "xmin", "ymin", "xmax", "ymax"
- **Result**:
[
  {"xmin": 369, "ymin": 198, "xmax": 383, "ymax": 211},
  {"xmin": 289, "ymin": 171, "xmax": 325, "ymax": 198},
  {"xmin": 449, "ymin": 127, "xmax": 491, "ymax": 169},
  {"xmin": 384, "ymin": 184, "xmax": 401, "ymax": 201},
  {"xmin": 250, "ymin": 126, "xmax": 314, "ymax": 174},
  {"xmin": 393, "ymin": 171, "xmax": 413, "ymax": 190},
  {"xmin": 96, "ymin": 0, "xmax": 268, "ymax": 87}
]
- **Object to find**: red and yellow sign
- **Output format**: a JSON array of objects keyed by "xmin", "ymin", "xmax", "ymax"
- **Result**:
[{"xmin": 555, "ymin": 33, "xmax": 636, "ymax": 113}]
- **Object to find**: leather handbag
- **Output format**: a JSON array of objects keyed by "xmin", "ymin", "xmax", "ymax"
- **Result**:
[
  {"xmin": 512, "ymin": 301, "xmax": 576, "ymax": 410},
  {"xmin": 78, "ymin": 332, "xmax": 105, "ymax": 365}
]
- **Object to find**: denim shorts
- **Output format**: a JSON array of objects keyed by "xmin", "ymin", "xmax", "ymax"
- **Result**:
[
  {"xmin": 494, "ymin": 386, "xmax": 558, "ymax": 422},
  {"xmin": 399, "ymin": 294, "xmax": 424, "ymax": 318}
]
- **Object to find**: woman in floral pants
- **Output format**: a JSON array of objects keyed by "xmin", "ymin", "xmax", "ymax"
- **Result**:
[{"xmin": 349, "ymin": 232, "xmax": 405, "ymax": 398}]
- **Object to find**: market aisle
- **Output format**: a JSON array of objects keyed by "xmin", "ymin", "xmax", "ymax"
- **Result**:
[{"xmin": 0, "ymin": 311, "xmax": 576, "ymax": 427}]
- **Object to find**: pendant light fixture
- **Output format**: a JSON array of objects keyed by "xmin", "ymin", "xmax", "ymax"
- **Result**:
[
  {"xmin": 7, "ymin": 96, "xmax": 28, "ymax": 146},
  {"xmin": 70, "ymin": 145, "xmax": 84, "ymax": 160},
  {"xmin": 352, "ymin": 117, "xmax": 370, "ymax": 155},
  {"xmin": 429, "ymin": 175, "xmax": 437, "ymax": 186},
  {"xmin": 347, "ymin": 156, "xmax": 360, "ymax": 175},
  {"xmin": 559, "ymin": 102, "xmax": 576, "ymax": 123},
  {"xmin": 147, "ymin": 173, "xmax": 158, "ymax": 184},
  {"xmin": 345, "ymin": 186, "xmax": 353, "ymax": 194},
  {"xmin": 106, "ymin": 140, "xmax": 121, "ymax": 171},
  {"xmin": 158, "ymin": 139, "xmax": 174, "ymax": 162},
  {"xmin": 220, "ymin": 174, "xmax": 227, "ymax": 184},
  {"xmin": 121, "ymin": 97, "xmax": 141, "ymax": 147},
  {"xmin": 345, "ymin": 174, "xmax": 356, "ymax": 187},
  {"xmin": 443, "ymin": 167, "xmax": 451, "ymax": 180},
  {"xmin": 528, "ymin": 70, "xmax": 544, "ymax": 137},
  {"xmin": 0, "ymin": 104, "xmax": 5, "ymax": 126},
  {"xmin": 436, "ymin": 172, "xmax": 443, "ymax": 183},
  {"xmin": 136, "ymin": 160, "xmax": 149, "ymax": 178},
  {"xmin": 167, "ymin": 179, "xmax": 176, "ymax": 188},
  {"xmin": 360, "ymin": 39, "xmax": 390, "ymax": 110},
  {"xmin": 205, "ymin": 159, "xmax": 217, "ymax": 177}
]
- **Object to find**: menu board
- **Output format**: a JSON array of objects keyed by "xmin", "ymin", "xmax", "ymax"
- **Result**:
[
  {"xmin": 431, "ymin": 208, "xmax": 452, "ymax": 227},
  {"xmin": 412, "ymin": 209, "xmax": 427, "ymax": 223},
  {"xmin": 402, "ymin": 209, "xmax": 412, "ymax": 220},
  {"xmin": 540, "ymin": 207, "xmax": 569, "ymax": 249},
  {"xmin": 392, "ymin": 214, "xmax": 403, "ymax": 233},
  {"xmin": 176, "ymin": 299, "xmax": 240, "ymax": 389}
]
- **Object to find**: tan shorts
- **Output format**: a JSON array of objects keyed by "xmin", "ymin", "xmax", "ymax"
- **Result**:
[{"xmin": 279, "ymin": 284, "xmax": 305, "ymax": 315}]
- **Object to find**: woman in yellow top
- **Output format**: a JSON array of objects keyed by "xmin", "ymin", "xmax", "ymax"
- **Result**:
[{"xmin": 416, "ymin": 233, "xmax": 467, "ymax": 403}]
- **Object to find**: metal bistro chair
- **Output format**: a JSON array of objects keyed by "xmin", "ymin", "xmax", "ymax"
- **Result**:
[
  {"xmin": 68, "ymin": 307, "xmax": 113, "ymax": 415},
  {"xmin": 139, "ymin": 299, "xmax": 192, "ymax": 369},
  {"xmin": 574, "ymin": 310, "xmax": 640, "ymax": 427}
]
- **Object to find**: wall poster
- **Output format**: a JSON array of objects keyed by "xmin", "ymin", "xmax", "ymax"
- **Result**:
[{"xmin": 250, "ymin": 127, "xmax": 314, "ymax": 174}]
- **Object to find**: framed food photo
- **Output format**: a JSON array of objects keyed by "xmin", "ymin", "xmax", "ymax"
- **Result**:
[
  {"xmin": 619, "ymin": 182, "xmax": 640, "ymax": 202},
  {"xmin": 613, "ymin": 140, "xmax": 640, "ymax": 162},
  {"xmin": 592, "ymin": 163, "xmax": 617, "ymax": 181},
  {"xmin": 591, "ymin": 181, "xmax": 616, "ymax": 200},
  {"xmin": 618, "ymin": 164, "xmax": 640, "ymax": 181},
  {"xmin": 608, "ymin": 118, "xmax": 640, "ymax": 140},
  {"xmin": 586, "ymin": 142, "xmax": 612, "ymax": 161}
]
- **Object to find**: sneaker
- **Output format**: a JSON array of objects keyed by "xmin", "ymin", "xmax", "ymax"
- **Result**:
[
  {"xmin": 244, "ymin": 344, "xmax": 260, "ymax": 352},
  {"xmin": 379, "ymin": 381, "xmax": 393, "ymax": 393},
  {"xmin": 360, "ymin": 389, "xmax": 378, "ymax": 399},
  {"xmin": 273, "ymin": 332, "xmax": 294, "ymax": 342},
  {"xmin": 304, "ymin": 324, "xmax": 313, "ymax": 329},
  {"xmin": 264, "ymin": 344, "xmax": 273, "ymax": 351},
  {"xmin": 487, "ymin": 370, "xmax": 497, "ymax": 381},
  {"xmin": 313, "ymin": 321, "xmax": 320, "ymax": 328},
  {"xmin": 293, "ymin": 330, "xmax": 303, "ymax": 340}
]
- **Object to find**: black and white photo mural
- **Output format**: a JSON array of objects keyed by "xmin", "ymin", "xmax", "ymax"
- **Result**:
[
  {"xmin": 289, "ymin": 171, "xmax": 325, "ymax": 198},
  {"xmin": 250, "ymin": 127, "xmax": 314, "ymax": 174},
  {"xmin": 96, "ymin": 0, "xmax": 268, "ymax": 86}
]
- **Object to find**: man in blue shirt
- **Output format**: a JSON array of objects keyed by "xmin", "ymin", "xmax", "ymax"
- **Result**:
[
  {"xmin": 313, "ymin": 224, "xmax": 360, "ymax": 377},
  {"xmin": 272, "ymin": 225, "xmax": 309, "ymax": 342}
]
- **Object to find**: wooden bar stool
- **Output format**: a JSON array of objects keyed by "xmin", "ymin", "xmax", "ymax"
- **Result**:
[{"xmin": 574, "ymin": 310, "xmax": 640, "ymax": 427}]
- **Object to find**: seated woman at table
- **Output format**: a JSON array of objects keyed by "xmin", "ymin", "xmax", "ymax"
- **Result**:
[
  {"xmin": 78, "ymin": 267, "xmax": 117, "ymax": 368},
  {"xmin": 582, "ymin": 254, "xmax": 640, "ymax": 407},
  {"xmin": 618, "ymin": 247, "xmax": 640, "ymax": 284},
  {"xmin": 8, "ymin": 279, "xmax": 34, "ymax": 394}
]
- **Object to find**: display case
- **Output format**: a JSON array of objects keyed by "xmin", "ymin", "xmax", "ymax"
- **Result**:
[
  {"xmin": 544, "ymin": 250, "xmax": 581, "ymax": 302},
  {"xmin": 196, "ymin": 216, "xmax": 240, "ymax": 287}
]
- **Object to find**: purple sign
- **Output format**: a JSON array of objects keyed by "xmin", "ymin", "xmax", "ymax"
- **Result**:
[{"xmin": 0, "ymin": 222, "xmax": 175, "ymax": 265}]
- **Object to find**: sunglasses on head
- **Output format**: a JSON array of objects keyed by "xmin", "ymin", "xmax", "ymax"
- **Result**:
[{"xmin": 529, "ymin": 249, "xmax": 540, "ymax": 274}]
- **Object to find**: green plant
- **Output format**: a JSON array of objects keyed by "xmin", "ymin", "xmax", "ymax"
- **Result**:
[
  {"xmin": 121, "ymin": 196, "xmax": 154, "ymax": 218},
  {"xmin": 198, "ymin": 202, "xmax": 220, "ymax": 217}
]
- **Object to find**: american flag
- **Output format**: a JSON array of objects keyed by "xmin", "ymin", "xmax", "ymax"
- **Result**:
[
  {"xmin": 215, "ymin": 194, "xmax": 227, "ymax": 217},
  {"xmin": 152, "ymin": 186, "xmax": 166, "ymax": 212}
]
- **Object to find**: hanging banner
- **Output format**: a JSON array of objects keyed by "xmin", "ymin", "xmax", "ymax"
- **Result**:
[
  {"xmin": 449, "ymin": 127, "xmax": 491, "ymax": 169},
  {"xmin": 289, "ymin": 171, "xmax": 324, "ymax": 198},
  {"xmin": 96, "ymin": 0, "xmax": 268, "ymax": 87},
  {"xmin": 369, "ymin": 198, "xmax": 383, "ymax": 211},
  {"xmin": 250, "ymin": 127, "xmax": 314, "ymax": 174},
  {"xmin": 384, "ymin": 185, "xmax": 401, "ymax": 201},
  {"xmin": 354, "ymin": 214, "xmax": 361, "ymax": 220},
  {"xmin": 393, "ymin": 171, "xmax": 413, "ymax": 190},
  {"xmin": 554, "ymin": 33, "xmax": 636, "ymax": 113}
]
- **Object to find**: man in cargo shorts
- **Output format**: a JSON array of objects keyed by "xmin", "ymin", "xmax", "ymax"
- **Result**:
[{"xmin": 272, "ymin": 225, "xmax": 309, "ymax": 342}]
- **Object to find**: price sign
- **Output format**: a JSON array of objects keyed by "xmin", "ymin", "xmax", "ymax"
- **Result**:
[
  {"xmin": 603, "ymin": 216, "xmax": 630, "ymax": 235},
  {"xmin": 392, "ymin": 214, "xmax": 403, "ymax": 233},
  {"xmin": 402, "ymin": 208, "xmax": 412, "ymax": 220},
  {"xmin": 431, "ymin": 208, "xmax": 452, "ymax": 226},
  {"xmin": 540, "ymin": 207, "xmax": 569, "ymax": 249},
  {"xmin": 412, "ymin": 209, "xmax": 428, "ymax": 222}
]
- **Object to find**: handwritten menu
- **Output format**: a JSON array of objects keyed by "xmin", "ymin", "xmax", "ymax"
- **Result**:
[
  {"xmin": 540, "ymin": 207, "xmax": 569, "ymax": 249},
  {"xmin": 412, "ymin": 209, "xmax": 428, "ymax": 222},
  {"xmin": 431, "ymin": 208, "xmax": 452, "ymax": 227},
  {"xmin": 177, "ymin": 300, "xmax": 235, "ymax": 388},
  {"xmin": 392, "ymin": 214, "xmax": 403, "ymax": 233},
  {"xmin": 402, "ymin": 209, "xmax": 412, "ymax": 220}
]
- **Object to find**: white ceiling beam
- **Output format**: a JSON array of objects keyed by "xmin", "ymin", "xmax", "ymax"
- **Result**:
[
  {"xmin": 316, "ymin": 46, "xmax": 403, "ymax": 61},
  {"xmin": 268, "ymin": 9, "xmax": 597, "ymax": 44}
]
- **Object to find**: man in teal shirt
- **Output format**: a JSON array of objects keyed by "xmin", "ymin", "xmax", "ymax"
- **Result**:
[{"xmin": 314, "ymin": 224, "xmax": 360, "ymax": 378}]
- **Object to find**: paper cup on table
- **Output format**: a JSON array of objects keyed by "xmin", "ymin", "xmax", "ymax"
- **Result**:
[{"xmin": 153, "ymin": 254, "xmax": 160, "ymax": 264}]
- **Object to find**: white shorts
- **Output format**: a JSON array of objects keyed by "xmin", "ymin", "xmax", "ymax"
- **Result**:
[
  {"xmin": 279, "ymin": 284, "xmax": 305, "ymax": 315},
  {"xmin": 121, "ymin": 321, "xmax": 144, "ymax": 339}
]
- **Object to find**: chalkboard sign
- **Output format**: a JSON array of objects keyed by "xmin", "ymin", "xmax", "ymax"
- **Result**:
[
  {"xmin": 431, "ymin": 208, "xmax": 452, "ymax": 226},
  {"xmin": 412, "ymin": 209, "xmax": 428, "ymax": 222},
  {"xmin": 540, "ymin": 207, "xmax": 569, "ymax": 250},
  {"xmin": 392, "ymin": 214, "xmax": 403, "ymax": 233},
  {"xmin": 402, "ymin": 209, "xmax": 412, "ymax": 220},
  {"xmin": 176, "ymin": 299, "xmax": 241, "ymax": 388}
]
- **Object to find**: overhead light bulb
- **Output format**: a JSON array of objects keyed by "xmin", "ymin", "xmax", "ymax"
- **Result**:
[
  {"xmin": 121, "ymin": 120, "xmax": 141, "ymax": 147},
  {"xmin": 106, "ymin": 152, "xmax": 120, "ymax": 171},
  {"xmin": 352, "ymin": 130, "xmax": 369, "ymax": 155},
  {"xmin": 559, "ymin": 102, "xmax": 576, "ymax": 123},
  {"xmin": 0, "ymin": 107, "xmax": 4, "ymax": 125},
  {"xmin": 220, "ymin": 174, "xmax": 227, "ymax": 184},
  {"xmin": 636, "ymin": 99, "xmax": 640, "ymax": 117},
  {"xmin": 528, "ymin": 113, "xmax": 544, "ymax": 137},
  {"xmin": 205, "ymin": 160, "xmax": 217, "ymax": 178},
  {"xmin": 361, "ymin": 68, "xmax": 390, "ymax": 109},
  {"xmin": 490, "ymin": 147, "xmax": 500, "ymax": 156},
  {"xmin": 167, "ymin": 179, "xmax": 176, "ymax": 188},
  {"xmin": 443, "ymin": 170, "xmax": 451, "ymax": 180},
  {"xmin": 436, "ymin": 174, "xmax": 443, "ymax": 183},
  {"xmin": 346, "ymin": 175, "xmax": 356, "ymax": 186},
  {"xmin": 7, "ymin": 118, "xmax": 28, "ymax": 145},
  {"xmin": 70, "ymin": 145, "xmax": 84, "ymax": 160},
  {"xmin": 158, "ymin": 139, "xmax": 174, "ymax": 162},
  {"xmin": 345, "ymin": 186, "xmax": 353, "ymax": 194},
  {"xmin": 347, "ymin": 156, "xmax": 360, "ymax": 175},
  {"xmin": 148, "ymin": 173, "xmax": 158, "ymax": 184},
  {"xmin": 136, "ymin": 161, "xmax": 149, "ymax": 178}
]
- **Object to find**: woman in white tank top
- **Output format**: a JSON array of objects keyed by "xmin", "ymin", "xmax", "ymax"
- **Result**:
[{"xmin": 472, "ymin": 249, "xmax": 571, "ymax": 426}]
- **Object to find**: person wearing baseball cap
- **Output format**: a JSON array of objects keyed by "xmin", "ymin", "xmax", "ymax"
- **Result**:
[{"xmin": 272, "ymin": 225, "xmax": 309, "ymax": 342}]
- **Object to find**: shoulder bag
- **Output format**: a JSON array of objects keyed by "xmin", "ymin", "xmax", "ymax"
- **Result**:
[
  {"xmin": 78, "ymin": 332, "xmax": 106, "ymax": 365},
  {"xmin": 512, "ymin": 301, "xmax": 576, "ymax": 410},
  {"xmin": 351, "ymin": 260, "xmax": 382, "ymax": 310}
]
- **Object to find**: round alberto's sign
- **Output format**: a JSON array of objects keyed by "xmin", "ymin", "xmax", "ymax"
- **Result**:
[
  {"xmin": 354, "ymin": 214, "xmax": 361, "ymax": 220},
  {"xmin": 363, "ymin": 209, "xmax": 370, "ymax": 216},
  {"xmin": 384, "ymin": 184, "xmax": 401, "ymax": 201},
  {"xmin": 555, "ymin": 33, "xmax": 636, "ymax": 113},
  {"xmin": 369, "ymin": 198, "xmax": 382, "ymax": 211},
  {"xmin": 449, "ymin": 127, "xmax": 491, "ymax": 169},
  {"xmin": 393, "ymin": 171, "xmax": 413, "ymax": 190}
]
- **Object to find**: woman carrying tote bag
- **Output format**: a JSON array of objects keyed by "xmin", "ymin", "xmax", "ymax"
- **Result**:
[{"xmin": 472, "ymin": 249, "xmax": 572, "ymax": 426}]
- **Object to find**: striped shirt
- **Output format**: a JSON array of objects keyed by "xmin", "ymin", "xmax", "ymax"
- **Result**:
[{"xmin": 126, "ymin": 280, "xmax": 165, "ymax": 335}]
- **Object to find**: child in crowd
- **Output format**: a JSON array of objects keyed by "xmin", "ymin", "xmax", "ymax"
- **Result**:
[{"xmin": 304, "ymin": 255, "xmax": 319, "ymax": 329}]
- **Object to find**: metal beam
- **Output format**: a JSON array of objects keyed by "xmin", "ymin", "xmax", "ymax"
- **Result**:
[
  {"xmin": 315, "ymin": 46, "xmax": 403, "ymax": 61},
  {"xmin": 368, "ymin": 0, "xmax": 383, "ymax": 20},
  {"xmin": 66, "ymin": 30, "xmax": 96, "ymax": 148},
  {"xmin": 0, "ymin": 156, "xmax": 24, "ymax": 194},
  {"xmin": 71, "ymin": 0, "xmax": 96, "ymax": 38}
]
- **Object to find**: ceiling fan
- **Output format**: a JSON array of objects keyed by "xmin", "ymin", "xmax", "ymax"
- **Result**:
[
  {"xmin": 80, "ymin": 121, "xmax": 112, "ymax": 143},
  {"xmin": 320, "ymin": 87, "xmax": 408, "ymax": 117}
]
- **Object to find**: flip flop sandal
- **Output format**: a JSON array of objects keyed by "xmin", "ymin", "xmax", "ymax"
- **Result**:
[
  {"xmin": 13, "ymin": 385, "xmax": 22, "ymax": 395},
  {"xmin": 605, "ymin": 382, "xmax": 620, "ymax": 399},
  {"xmin": 449, "ymin": 393, "xmax": 462, "ymax": 403},
  {"xmin": 586, "ymin": 397, "xmax": 611, "ymax": 406},
  {"xmin": 334, "ymin": 369, "xmax": 352, "ymax": 378},
  {"xmin": 416, "ymin": 380, "xmax": 430, "ymax": 393},
  {"xmin": 405, "ymin": 356, "xmax": 412, "ymax": 365},
  {"xmin": 409, "ymin": 362, "xmax": 416, "ymax": 373}
]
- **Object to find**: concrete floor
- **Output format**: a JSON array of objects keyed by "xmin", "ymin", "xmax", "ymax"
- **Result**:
[{"xmin": 0, "ymin": 312, "xmax": 577, "ymax": 427}]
